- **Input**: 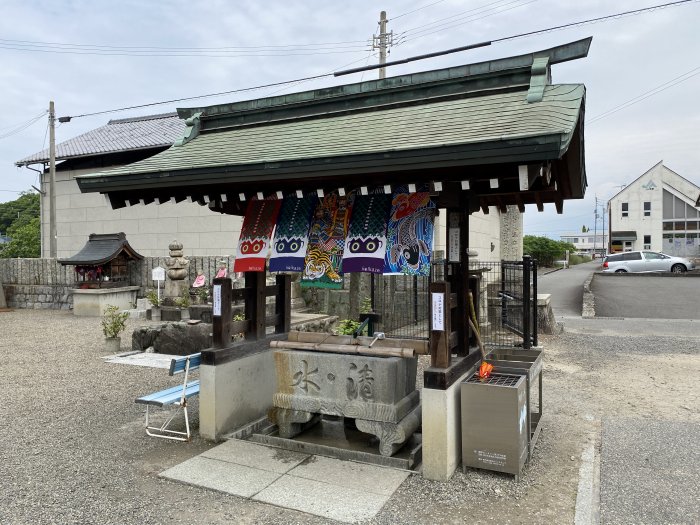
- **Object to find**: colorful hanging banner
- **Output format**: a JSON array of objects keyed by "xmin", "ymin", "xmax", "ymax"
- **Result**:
[
  {"xmin": 342, "ymin": 193, "xmax": 391, "ymax": 274},
  {"xmin": 269, "ymin": 195, "xmax": 317, "ymax": 272},
  {"xmin": 301, "ymin": 193, "xmax": 354, "ymax": 289},
  {"xmin": 383, "ymin": 191, "xmax": 436, "ymax": 276},
  {"xmin": 233, "ymin": 199, "xmax": 281, "ymax": 273}
]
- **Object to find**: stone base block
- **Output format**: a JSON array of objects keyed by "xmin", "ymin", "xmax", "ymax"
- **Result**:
[
  {"xmin": 356, "ymin": 403, "xmax": 421, "ymax": 457},
  {"xmin": 421, "ymin": 366, "xmax": 474, "ymax": 481}
]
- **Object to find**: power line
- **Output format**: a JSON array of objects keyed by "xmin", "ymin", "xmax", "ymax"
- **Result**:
[
  {"xmin": 490, "ymin": 0, "xmax": 696, "ymax": 44},
  {"xmin": 0, "ymin": 111, "xmax": 48, "ymax": 140},
  {"xmin": 63, "ymin": 53, "xmax": 381, "ymax": 120},
  {"xmin": 0, "ymin": 36, "xmax": 372, "ymax": 53},
  {"xmin": 397, "ymin": 0, "xmax": 537, "ymax": 45},
  {"xmin": 395, "ymin": 0, "xmax": 533, "ymax": 41},
  {"xmin": 0, "ymin": 43, "xmax": 370, "ymax": 58},
  {"xmin": 587, "ymin": 65, "xmax": 700, "ymax": 124},
  {"xmin": 390, "ymin": 0, "xmax": 450, "ymax": 21},
  {"xmin": 338, "ymin": 0, "xmax": 696, "ymax": 76},
  {"xmin": 60, "ymin": 0, "xmax": 698, "ymax": 121}
]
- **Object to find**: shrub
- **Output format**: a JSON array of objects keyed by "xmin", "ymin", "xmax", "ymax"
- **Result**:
[
  {"xmin": 145, "ymin": 289, "xmax": 160, "ymax": 307},
  {"xmin": 336, "ymin": 319, "xmax": 361, "ymax": 335},
  {"xmin": 101, "ymin": 305, "xmax": 129, "ymax": 339}
]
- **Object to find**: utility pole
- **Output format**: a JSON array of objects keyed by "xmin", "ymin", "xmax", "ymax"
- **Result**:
[
  {"xmin": 49, "ymin": 101, "xmax": 57, "ymax": 258},
  {"xmin": 373, "ymin": 11, "xmax": 393, "ymax": 79},
  {"xmin": 593, "ymin": 196, "xmax": 598, "ymax": 259}
]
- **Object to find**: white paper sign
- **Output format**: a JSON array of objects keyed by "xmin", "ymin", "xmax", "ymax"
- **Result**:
[
  {"xmin": 448, "ymin": 228, "xmax": 460, "ymax": 262},
  {"xmin": 151, "ymin": 266, "xmax": 165, "ymax": 281},
  {"xmin": 212, "ymin": 284, "xmax": 222, "ymax": 317},
  {"xmin": 432, "ymin": 292, "xmax": 445, "ymax": 331}
]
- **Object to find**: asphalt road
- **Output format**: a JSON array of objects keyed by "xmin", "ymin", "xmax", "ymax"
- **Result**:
[
  {"xmin": 538, "ymin": 261, "xmax": 700, "ymax": 525},
  {"xmin": 592, "ymin": 273, "xmax": 700, "ymax": 319},
  {"xmin": 537, "ymin": 260, "xmax": 599, "ymax": 317}
]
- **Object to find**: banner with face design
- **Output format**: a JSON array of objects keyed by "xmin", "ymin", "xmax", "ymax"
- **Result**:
[
  {"xmin": 342, "ymin": 193, "xmax": 392, "ymax": 274},
  {"xmin": 233, "ymin": 198, "xmax": 281, "ymax": 273},
  {"xmin": 301, "ymin": 192, "xmax": 354, "ymax": 289},
  {"xmin": 269, "ymin": 195, "xmax": 317, "ymax": 272},
  {"xmin": 383, "ymin": 190, "xmax": 436, "ymax": 276}
]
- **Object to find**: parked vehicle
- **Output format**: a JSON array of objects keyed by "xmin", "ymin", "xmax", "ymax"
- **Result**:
[{"xmin": 601, "ymin": 251, "xmax": 695, "ymax": 273}]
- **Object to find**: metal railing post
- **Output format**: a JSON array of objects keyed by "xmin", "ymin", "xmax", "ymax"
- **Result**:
[
  {"xmin": 532, "ymin": 258, "xmax": 538, "ymax": 347},
  {"xmin": 522, "ymin": 255, "xmax": 531, "ymax": 349}
]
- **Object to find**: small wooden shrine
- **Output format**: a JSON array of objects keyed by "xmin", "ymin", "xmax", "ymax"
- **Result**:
[
  {"xmin": 59, "ymin": 232, "xmax": 143, "ymax": 288},
  {"xmin": 59, "ymin": 233, "xmax": 142, "ymax": 316}
]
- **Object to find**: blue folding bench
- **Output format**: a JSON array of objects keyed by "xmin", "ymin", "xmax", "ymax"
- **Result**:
[{"xmin": 135, "ymin": 352, "xmax": 201, "ymax": 442}]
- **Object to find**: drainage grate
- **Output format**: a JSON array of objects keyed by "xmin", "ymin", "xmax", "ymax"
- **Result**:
[{"xmin": 466, "ymin": 372, "xmax": 521, "ymax": 387}]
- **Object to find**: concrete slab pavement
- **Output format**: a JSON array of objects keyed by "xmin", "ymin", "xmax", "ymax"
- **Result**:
[{"xmin": 160, "ymin": 439, "xmax": 410, "ymax": 523}]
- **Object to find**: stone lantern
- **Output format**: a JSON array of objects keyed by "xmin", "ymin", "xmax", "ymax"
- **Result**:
[{"xmin": 164, "ymin": 240, "xmax": 190, "ymax": 302}]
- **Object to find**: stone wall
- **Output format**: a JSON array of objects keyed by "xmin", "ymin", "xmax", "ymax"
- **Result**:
[
  {"xmin": 3, "ymin": 284, "xmax": 73, "ymax": 310},
  {"xmin": 0, "ymin": 256, "xmax": 240, "ymax": 310}
]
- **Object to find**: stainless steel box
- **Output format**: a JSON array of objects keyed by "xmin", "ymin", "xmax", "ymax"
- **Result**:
[{"xmin": 461, "ymin": 373, "xmax": 528, "ymax": 477}]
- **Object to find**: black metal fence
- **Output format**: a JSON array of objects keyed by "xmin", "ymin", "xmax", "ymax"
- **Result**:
[
  {"xmin": 369, "ymin": 256, "xmax": 538, "ymax": 349},
  {"xmin": 472, "ymin": 256, "xmax": 538, "ymax": 349}
]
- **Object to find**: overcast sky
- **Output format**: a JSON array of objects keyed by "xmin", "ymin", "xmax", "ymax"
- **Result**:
[{"xmin": 1, "ymin": 0, "xmax": 698, "ymax": 237}]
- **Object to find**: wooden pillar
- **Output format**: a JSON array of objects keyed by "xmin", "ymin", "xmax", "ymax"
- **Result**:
[
  {"xmin": 245, "ymin": 271, "xmax": 266, "ymax": 340},
  {"xmin": 446, "ymin": 206, "xmax": 470, "ymax": 356},
  {"xmin": 429, "ymin": 281, "xmax": 451, "ymax": 369},
  {"xmin": 275, "ymin": 274, "xmax": 291, "ymax": 334},
  {"xmin": 212, "ymin": 277, "xmax": 232, "ymax": 348}
]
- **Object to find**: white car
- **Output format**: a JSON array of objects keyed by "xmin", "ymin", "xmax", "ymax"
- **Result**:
[{"xmin": 602, "ymin": 251, "xmax": 695, "ymax": 273}]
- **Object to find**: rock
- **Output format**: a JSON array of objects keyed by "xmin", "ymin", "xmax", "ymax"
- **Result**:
[{"xmin": 153, "ymin": 322, "xmax": 212, "ymax": 356}]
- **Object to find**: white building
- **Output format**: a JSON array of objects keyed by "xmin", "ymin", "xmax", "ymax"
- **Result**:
[
  {"xmin": 607, "ymin": 162, "xmax": 700, "ymax": 257},
  {"xmin": 559, "ymin": 232, "xmax": 608, "ymax": 256}
]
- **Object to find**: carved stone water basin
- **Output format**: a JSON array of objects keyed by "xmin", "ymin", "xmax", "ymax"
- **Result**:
[{"xmin": 269, "ymin": 349, "xmax": 421, "ymax": 457}]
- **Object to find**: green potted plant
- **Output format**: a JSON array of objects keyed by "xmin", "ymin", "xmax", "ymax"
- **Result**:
[
  {"xmin": 196, "ymin": 287, "xmax": 209, "ymax": 305},
  {"xmin": 102, "ymin": 304, "xmax": 129, "ymax": 353},
  {"xmin": 145, "ymin": 289, "xmax": 161, "ymax": 321},
  {"xmin": 174, "ymin": 291, "xmax": 191, "ymax": 321}
]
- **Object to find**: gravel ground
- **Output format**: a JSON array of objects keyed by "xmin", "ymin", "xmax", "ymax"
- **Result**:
[{"xmin": 1, "ymin": 310, "xmax": 698, "ymax": 524}]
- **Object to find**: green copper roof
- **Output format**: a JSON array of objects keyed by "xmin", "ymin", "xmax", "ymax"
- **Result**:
[
  {"xmin": 82, "ymin": 84, "xmax": 583, "ymax": 178},
  {"xmin": 77, "ymin": 38, "xmax": 590, "ymax": 212}
]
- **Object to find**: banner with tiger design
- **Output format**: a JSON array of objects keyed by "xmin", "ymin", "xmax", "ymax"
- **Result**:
[
  {"xmin": 301, "ymin": 192, "xmax": 354, "ymax": 289},
  {"xmin": 383, "ymin": 189, "xmax": 436, "ymax": 276},
  {"xmin": 233, "ymin": 198, "xmax": 281, "ymax": 273},
  {"xmin": 342, "ymin": 193, "xmax": 392, "ymax": 274},
  {"xmin": 269, "ymin": 195, "xmax": 317, "ymax": 272}
]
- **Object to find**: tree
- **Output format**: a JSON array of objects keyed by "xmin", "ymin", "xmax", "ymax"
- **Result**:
[
  {"xmin": 0, "ymin": 191, "xmax": 39, "ymax": 235},
  {"xmin": 523, "ymin": 235, "xmax": 576, "ymax": 267},
  {"xmin": 0, "ymin": 217, "xmax": 40, "ymax": 258}
]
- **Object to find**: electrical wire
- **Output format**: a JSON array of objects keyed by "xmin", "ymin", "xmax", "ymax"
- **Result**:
[
  {"xmin": 0, "ymin": 110, "xmax": 47, "ymax": 132},
  {"xmin": 0, "ymin": 111, "xmax": 48, "ymax": 140},
  {"xmin": 395, "ymin": 0, "xmax": 531, "ymax": 40},
  {"xmin": 390, "ymin": 0, "xmax": 450, "ymax": 21},
  {"xmin": 64, "ymin": 53, "xmax": 381, "ymax": 120},
  {"xmin": 396, "ymin": 0, "xmax": 536, "ymax": 45},
  {"xmin": 0, "ymin": 44, "xmax": 371, "ymax": 58},
  {"xmin": 60, "ymin": 0, "xmax": 698, "ymax": 121},
  {"xmin": 587, "ymin": 65, "xmax": 700, "ymax": 124},
  {"xmin": 0, "ymin": 37, "xmax": 372, "ymax": 53}
]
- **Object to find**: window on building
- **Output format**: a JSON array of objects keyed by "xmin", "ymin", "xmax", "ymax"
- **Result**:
[
  {"xmin": 643, "ymin": 235, "xmax": 651, "ymax": 250},
  {"xmin": 621, "ymin": 202, "xmax": 628, "ymax": 217},
  {"xmin": 644, "ymin": 201, "xmax": 651, "ymax": 217},
  {"xmin": 572, "ymin": 237, "xmax": 578, "ymax": 243}
]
